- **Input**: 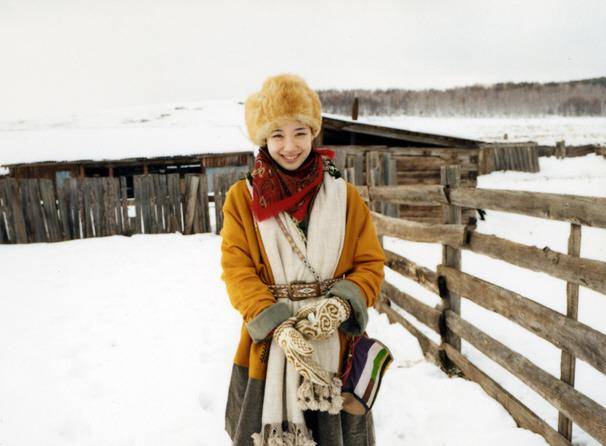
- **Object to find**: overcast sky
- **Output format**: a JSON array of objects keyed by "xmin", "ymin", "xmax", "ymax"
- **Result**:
[{"xmin": 1, "ymin": 0, "xmax": 605, "ymax": 120}]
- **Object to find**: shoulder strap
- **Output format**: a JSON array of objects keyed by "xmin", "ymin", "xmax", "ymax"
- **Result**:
[{"xmin": 275, "ymin": 215, "xmax": 322, "ymax": 283}]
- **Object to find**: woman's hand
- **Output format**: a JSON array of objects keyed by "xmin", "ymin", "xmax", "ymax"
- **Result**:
[{"xmin": 294, "ymin": 297, "xmax": 351, "ymax": 340}]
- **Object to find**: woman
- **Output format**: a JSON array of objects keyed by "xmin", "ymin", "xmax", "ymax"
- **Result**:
[{"xmin": 220, "ymin": 73, "xmax": 385, "ymax": 445}]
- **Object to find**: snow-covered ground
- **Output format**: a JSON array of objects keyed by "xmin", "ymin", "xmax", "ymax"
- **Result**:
[
  {"xmin": 0, "ymin": 234, "xmax": 549, "ymax": 446},
  {"xmin": 1, "ymin": 109, "xmax": 605, "ymax": 445},
  {"xmin": 384, "ymin": 153, "xmax": 606, "ymax": 446}
]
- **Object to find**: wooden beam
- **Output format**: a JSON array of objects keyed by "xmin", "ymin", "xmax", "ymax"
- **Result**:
[
  {"xmin": 381, "ymin": 282, "xmax": 441, "ymax": 333},
  {"xmin": 440, "ymin": 165, "xmax": 462, "ymax": 362},
  {"xmin": 559, "ymin": 223, "xmax": 582, "ymax": 439},
  {"xmin": 375, "ymin": 297, "xmax": 442, "ymax": 367},
  {"xmin": 437, "ymin": 265, "xmax": 606, "ymax": 375},
  {"xmin": 445, "ymin": 310, "xmax": 606, "ymax": 444},
  {"xmin": 384, "ymin": 249, "xmax": 439, "ymax": 294},
  {"xmin": 466, "ymin": 231, "xmax": 606, "ymax": 296},
  {"xmin": 443, "ymin": 343, "xmax": 571, "ymax": 446},
  {"xmin": 371, "ymin": 211, "xmax": 467, "ymax": 247},
  {"xmin": 449, "ymin": 188, "xmax": 606, "ymax": 229}
]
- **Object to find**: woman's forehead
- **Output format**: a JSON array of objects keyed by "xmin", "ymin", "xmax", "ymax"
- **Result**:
[{"xmin": 271, "ymin": 121, "xmax": 309, "ymax": 132}]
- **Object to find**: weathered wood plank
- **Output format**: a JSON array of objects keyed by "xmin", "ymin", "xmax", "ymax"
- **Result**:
[
  {"xmin": 167, "ymin": 173, "xmax": 182, "ymax": 233},
  {"xmin": 38, "ymin": 179, "xmax": 62, "ymax": 242},
  {"xmin": 366, "ymin": 184, "xmax": 446, "ymax": 206},
  {"xmin": 197, "ymin": 174, "xmax": 210, "ymax": 233},
  {"xmin": 132, "ymin": 176, "xmax": 143, "ymax": 234},
  {"xmin": 440, "ymin": 165, "xmax": 462, "ymax": 358},
  {"xmin": 445, "ymin": 310, "xmax": 606, "ymax": 443},
  {"xmin": 384, "ymin": 249, "xmax": 439, "ymax": 294},
  {"xmin": 56, "ymin": 179, "xmax": 72, "ymax": 240},
  {"xmin": 559, "ymin": 223, "xmax": 582, "ymax": 439},
  {"xmin": 437, "ymin": 265, "xmax": 606, "ymax": 375},
  {"xmin": 450, "ymin": 188, "xmax": 606, "ymax": 229},
  {"xmin": 466, "ymin": 231, "xmax": 606, "ymax": 296},
  {"xmin": 184, "ymin": 174, "xmax": 199, "ymax": 235},
  {"xmin": 119, "ymin": 177, "xmax": 130, "ymax": 234},
  {"xmin": 443, "ymin": 343, "xmax": 571, "ymax": 446},
  {"xmin": 1, "ymin": 179, "xmax": 28, "ymax": 243},
  {"xmin": 375, "ymin": 297, "xmax": 442, "ymax": 367},
  {"xmin": 371, "ymin": 211, "xmax": 467, "ymax": 247},
  {"xmin": 381, "ymin": 281, "xmax": 441, "ymax": 333}
]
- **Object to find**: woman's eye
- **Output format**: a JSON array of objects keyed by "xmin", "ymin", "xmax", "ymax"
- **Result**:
[
  {"xmin": 296, "ymin": 133, "xmax": 306, "ymax": 136},
  {"xmin": 272, "ymin": 135, "xmax": 283, "ymax": 138}
]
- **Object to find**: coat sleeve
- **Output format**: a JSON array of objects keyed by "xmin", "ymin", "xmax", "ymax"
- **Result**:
[
  {"xmin": 328, "ymin": 183, "xmax": 386, "ymax": 335},
  {"xmin": 220, "ymin": 183, "xmax": 292, "ymax": 342}
]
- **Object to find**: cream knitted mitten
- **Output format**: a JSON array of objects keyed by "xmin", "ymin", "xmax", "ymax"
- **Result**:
[{"xmin": 295, "ymin": 297, "xmax": 352, "ymax": 341}]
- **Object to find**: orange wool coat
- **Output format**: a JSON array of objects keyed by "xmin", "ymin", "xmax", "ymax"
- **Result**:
[{"xmin": 220, "ymin": 177, "xmax": 386, "ymax": 381}]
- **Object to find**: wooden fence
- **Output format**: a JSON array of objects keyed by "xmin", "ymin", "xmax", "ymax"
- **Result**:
[
  {"xmin": 0, "ymin": 173, "xmax": 241, "ymax": 244},
  {"xmin": 364, "ymin": 165, "xmax": 606, "ymax": 445}
]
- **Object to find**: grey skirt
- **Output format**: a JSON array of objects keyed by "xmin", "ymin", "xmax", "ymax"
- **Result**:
[{"xmin": 225, "ymin": 364, "xmax": 376, "ymax": 446}]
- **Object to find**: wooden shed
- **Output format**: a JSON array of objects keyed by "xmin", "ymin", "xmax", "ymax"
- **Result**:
[
  {"xmin": 317, "ymin": 115, "xmax": 488, "ymax": 223},
  {"xmin": 2, "ymin": 151, "xmax": 254, "ymax": 198}
]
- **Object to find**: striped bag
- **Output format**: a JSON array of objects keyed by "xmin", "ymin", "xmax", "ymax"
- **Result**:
[{"xmin": 340, "ymin": 335, "xmax": 393, "ymax": 415}]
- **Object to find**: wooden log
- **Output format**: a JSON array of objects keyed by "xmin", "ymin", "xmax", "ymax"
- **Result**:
[
  {"xmin": 184, "ymin": 174, "xmax": 199, "ymax": 235},
  {"xmin": 38, "ymin": 179, "xmax": 62, "ymax": 242},
  {"xmin": 375, "ymin": 297, "xmax": 442, "ymax": 367},
  {"xmin": 445, "ymin": 311, "xmax": 606, "ymax": 443},
  {"xmin": 450, "ymin": 188, "xmax": 606, "ymax": 229},
  {"xmin": 371, "ymin": 211, "xmax": 467, "ymax": 247},
  {"xmin": 384, "ymin": 249, "xmax": 439, "ymax": 294},
  {"xmin": 443, "ymin": 343, "xmax": 571, "ymax": 446},
  {"xmin": 559, "ymin": 223, "xmax": 582, "ymax": 439},
  {"xmin": 466, "ymin": 231, "xmax": 606, "ymax": 296},
  {"xmin": 367, "ymin": 184, "xmax": 446, "ymax": 206},
  {"xmin": 381, "ymin": 281, "xmax": 441, "ymax": 333},
  {"xmin": 437, "ymin": 265, "xmax": 606, "ymax": 375},
  {"xmin": 440, "ymin": 165, "xmax": 462, "ymax": 359}
]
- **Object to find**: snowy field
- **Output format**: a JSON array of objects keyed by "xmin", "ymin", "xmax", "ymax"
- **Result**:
[{"xmin": 1, "ymin": 108, "xmax": 605, "ymax": 445}]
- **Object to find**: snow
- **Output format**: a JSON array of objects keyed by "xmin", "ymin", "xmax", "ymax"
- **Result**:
[
  {"xmin": 0, "ymin": 100, "xmax": 255, "ymax": 166},
  {"xmin": 327, "ymin": 113, "xmax": 606, "ymax": 146},
  {"xmin": 0, "ymin": 232, "xmax": 548, "ymax": 446},
  {"xmin": 383, "ymin": 153, "xmax": 606, "ymax": 446},
  {"xmin": 2, "ymin": 103, "xmax": 605, "ymax": 167},
  {"xmin": 1, "ymin": 116, "xmax": 605, "ymax": 445}
]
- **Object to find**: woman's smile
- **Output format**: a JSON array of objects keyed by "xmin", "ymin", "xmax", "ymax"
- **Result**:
[{"xmin": 281, "ymin": 152, "xmax": 301, "ymax": 162}]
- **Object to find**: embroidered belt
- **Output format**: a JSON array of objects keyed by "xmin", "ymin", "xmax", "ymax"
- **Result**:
[{"xmin": 268, "ymin": 277, "xmax": 342, "ymax": 301}]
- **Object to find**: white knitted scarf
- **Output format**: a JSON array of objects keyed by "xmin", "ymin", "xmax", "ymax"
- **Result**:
[{"xmin": 246, "ymin": 171, "xmax": 347, "ymax": 446}]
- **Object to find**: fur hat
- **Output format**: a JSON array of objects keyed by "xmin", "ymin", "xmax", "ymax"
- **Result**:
[{"xmin": 244, "ymin": 73, "xmax": 322, "ymax": 147}]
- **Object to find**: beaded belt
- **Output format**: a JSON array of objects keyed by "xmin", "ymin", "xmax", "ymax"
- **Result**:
[{"xmin": 268, "ymin": 277, "xmax": 342, "ymax": 301}]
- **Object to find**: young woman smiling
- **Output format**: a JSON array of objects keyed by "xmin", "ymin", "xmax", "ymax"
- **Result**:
[{"xmin": 220, "ymin": 73, "xmax": 385, "ymax": 445}]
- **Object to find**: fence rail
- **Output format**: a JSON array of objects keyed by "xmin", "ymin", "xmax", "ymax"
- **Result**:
[{"xmin": 369, "ymin": 165, "xmax": 606, "ymax": 446}]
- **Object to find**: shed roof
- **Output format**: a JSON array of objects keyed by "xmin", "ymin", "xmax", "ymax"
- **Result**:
[{"xmin": 0, "ymin": 101, "xmax": 482, "ymax": 168}]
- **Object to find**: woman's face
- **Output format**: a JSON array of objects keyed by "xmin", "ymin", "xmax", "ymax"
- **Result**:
[{"xmin": 266, "ymin": 120, "xmax": 314, "ymax": 171}]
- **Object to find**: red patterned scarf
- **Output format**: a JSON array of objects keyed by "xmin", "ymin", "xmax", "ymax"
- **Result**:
[{"xmin": 250, "ymin": 146, "xmax": 335, "ymax": 222}]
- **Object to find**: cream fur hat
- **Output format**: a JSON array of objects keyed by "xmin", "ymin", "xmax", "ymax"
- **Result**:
[{"xmin": 244, "ymin": 73, "xmax": 322, "ymax": 147}]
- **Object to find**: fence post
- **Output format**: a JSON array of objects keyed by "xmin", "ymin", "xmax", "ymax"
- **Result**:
[
  {"xmin": 556, "ymin": 140, "xmax": 566, "ymax": 159},
  {"xmin": 558, "ymin": 222, "xmax": 582, "ymax": 440},
  {"xmin": 438, "ymin": 164, "xmax": 462, "ymax": 372}
]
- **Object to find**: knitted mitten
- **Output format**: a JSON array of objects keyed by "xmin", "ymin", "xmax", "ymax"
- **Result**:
[
  {"xmin": 274, "ymin": 317, "xmax": 332, "ymax": 386},
  {"xmin": 294, "ymin": 297, "xmax": 352, "ymax": 341}
]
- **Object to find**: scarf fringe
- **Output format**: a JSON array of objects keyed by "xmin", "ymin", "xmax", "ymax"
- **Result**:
[
  {"xmin": 297, "ymin": 376, "xmax": 344, "ymax": 415},
  {"xmin": 252, "ymin": 422, "xmax": 317, "ymax": 446}
]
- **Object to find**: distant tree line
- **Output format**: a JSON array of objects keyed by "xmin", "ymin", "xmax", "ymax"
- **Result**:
[{"xmin": 317, "ymin": 77, "xmax": 606, "ymax": 117}]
